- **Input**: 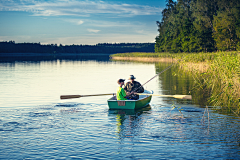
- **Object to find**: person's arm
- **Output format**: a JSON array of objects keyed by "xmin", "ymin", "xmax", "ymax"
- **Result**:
[
  {"xmin": 121, "ymin": 88, "xmax": 133, "ymax": 99},
  {"xmin": 125, "ymin": 91, "xmax": 134, "ymax": 97}
]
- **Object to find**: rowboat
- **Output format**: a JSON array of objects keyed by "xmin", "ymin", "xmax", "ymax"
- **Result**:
[{"xmin": 107, "ymin": 90, "xmax": 153, "ymax": 110}]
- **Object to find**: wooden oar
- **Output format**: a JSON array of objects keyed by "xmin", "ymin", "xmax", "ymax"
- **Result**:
[
  {"xmin": 137, "ymin": 93, "xmax": 192, "ymax": 100},
  {"xmin": 60, "ymin": 93, "xmax": 114, "ymax": 99}
]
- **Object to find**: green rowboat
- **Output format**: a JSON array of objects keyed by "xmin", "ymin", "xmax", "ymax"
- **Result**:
[{"xmin": 107, "ymin": 90, "xmax": 153, "ymax": 110}]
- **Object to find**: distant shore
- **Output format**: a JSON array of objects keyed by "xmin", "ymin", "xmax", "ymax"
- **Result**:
[{"xmin": 111, "ymin": 55, "xmax": 209, "ymax": 72}]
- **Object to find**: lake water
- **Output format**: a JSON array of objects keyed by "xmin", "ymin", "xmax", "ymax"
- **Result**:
[{"xmin": 0, "ymin": 54, "xmax": 240, "ymax": 159}]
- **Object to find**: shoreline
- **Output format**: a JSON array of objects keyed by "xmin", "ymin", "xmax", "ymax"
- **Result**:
[
  {"xmin": 111, "ymin": 56, "xmax": 177, "ymax": 63},
  {"xmin": 111, "ymin": 56, "xmax": 209, "ymax": 72}
]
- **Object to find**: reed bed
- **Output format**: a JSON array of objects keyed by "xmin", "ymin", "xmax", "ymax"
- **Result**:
[
  {"xmin": 111, "ymin": 51, "xmax": 240, "ymax": 115},
  {"xmin": 111, "ymin": 52, "xmax": 183, "ymax": 58}
]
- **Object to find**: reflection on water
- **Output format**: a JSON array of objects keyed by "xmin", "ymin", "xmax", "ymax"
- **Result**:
[
  {"xmin": 0, "ymin": 55, "xmax": 240, "ymax": 159},
  {"xmin": 155, "ymin": 62, "xmax": 210, "ymax": 106},
  {"xmin": 109, "ymin": 106, "xmax": 151, "ymax": 139},
  {"xmin": 0, "ymin": 53, "xmax": 111, "ymax": 62}
]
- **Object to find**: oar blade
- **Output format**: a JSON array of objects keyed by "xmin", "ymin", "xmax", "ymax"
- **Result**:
[
  {"xmin": 137, "ymin": 93, "xmax": 192, "ymax": 100},
  {"xmin": 60, "ymin": 95, "xmax": 81, "ymax": 99},
  {"xmin": 172, "ymin": 95, "xmax": 192, "ymax": 100}
]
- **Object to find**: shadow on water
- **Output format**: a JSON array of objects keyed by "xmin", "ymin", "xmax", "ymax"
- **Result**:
[{"xmin": 155, "ymin": 62, "xmax": 211, "ymax": 107}]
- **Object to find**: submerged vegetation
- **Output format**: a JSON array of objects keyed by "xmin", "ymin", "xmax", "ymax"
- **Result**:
[{"xmin": 111, "ymin": 51, "xmax": 240, "ymax": 115}]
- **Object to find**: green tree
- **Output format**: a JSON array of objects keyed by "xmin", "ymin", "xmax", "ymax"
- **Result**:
[
  {"xmin": 213, "ymin": 11, "xmax": 236, "ymax": 50},
  {"xmin": 155, "ymin": 0, "xmax": 240, "ymax": 53},
  {"xmin": 191, "ymin": 0, "xmax": 217, "ymax": 52}
]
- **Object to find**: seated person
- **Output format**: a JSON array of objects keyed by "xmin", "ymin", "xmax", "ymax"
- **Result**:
[
  {"xmin": 117, "ymin": 79, "xmax": 134, "ymax": 100},
  {"xmin": 124, "ymin": 75, "xmax": 144, "ymax": 100}
]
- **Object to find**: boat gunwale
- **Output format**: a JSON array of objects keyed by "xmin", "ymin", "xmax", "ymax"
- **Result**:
[{"xmin": 107, "ymin": 90, "xmax": 153, "ymax": 102}]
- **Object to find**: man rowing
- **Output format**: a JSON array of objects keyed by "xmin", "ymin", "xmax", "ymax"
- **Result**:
[{"xmin": 124, "ymin": 75, "xmax": 144, "ymax": 100}]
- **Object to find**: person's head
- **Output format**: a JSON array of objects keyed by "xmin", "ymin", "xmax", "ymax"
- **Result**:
[
  {"xmin": 117, "ymin": 79, "xmax": 125, "ymax": 85},
  {"xmin": 128, "ymin": 75, "xmax": 136, "ymax": 83}
]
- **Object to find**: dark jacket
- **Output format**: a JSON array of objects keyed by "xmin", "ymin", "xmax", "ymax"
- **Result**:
[{"xmin": 124, "ymin": 81, "xmax": 144, "ymax": 100}]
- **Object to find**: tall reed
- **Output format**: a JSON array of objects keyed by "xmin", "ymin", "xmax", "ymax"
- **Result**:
[
  {"xmin": 112, "ymin": 51, "xmax": 240, "ymax": 115},
  {"xmin": 177, "ymin": 52, "xmax": 240, "ymax": 114}
]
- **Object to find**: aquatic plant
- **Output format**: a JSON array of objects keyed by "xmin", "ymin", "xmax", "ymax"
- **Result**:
[
  {"xmin": 111, "ymin": 51, "xmax": 240, "ymax": 115},
  {"xmin": 171, "ymin": 103, "xmax": 184, "ymax": 118},
  {"xmin": 180, "ymin": 52, "xmax": 240, "ymax": 115}
]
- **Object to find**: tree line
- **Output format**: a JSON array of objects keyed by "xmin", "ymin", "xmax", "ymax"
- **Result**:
[
  {"xmin": 155, "ymin": 0, "xmax": 240, "ymax": 53},
  {"xmin": 0, "ymin": 41, "xmax": 155, "ymax": 54}
]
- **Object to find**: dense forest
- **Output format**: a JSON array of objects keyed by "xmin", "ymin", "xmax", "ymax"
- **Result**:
[
  {"xmin": 155, "ymin": 0, "xmax": 240, "ymax": 53},
  {"xmin": 0, "ymin": 41, "xmax": 155, "ymax": 54}
]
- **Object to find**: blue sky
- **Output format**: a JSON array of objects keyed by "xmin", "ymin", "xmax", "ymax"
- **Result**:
[{"xmin": 0, "ymin": 0, "xmax": 166, "ymax": 45}]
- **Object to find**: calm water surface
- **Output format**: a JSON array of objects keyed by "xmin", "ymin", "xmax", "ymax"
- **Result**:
[{"xmin": 0, "ymin": 54, "xmax": 240, "ymax": 159}]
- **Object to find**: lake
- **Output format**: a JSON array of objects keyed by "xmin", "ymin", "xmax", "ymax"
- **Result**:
[{"xmin": 0, "ymin": 54, "xmax": 240, "ymax": 159}]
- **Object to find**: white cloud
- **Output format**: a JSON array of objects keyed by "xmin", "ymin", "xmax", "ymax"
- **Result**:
[
  {"xmin": 77, "ymin": 20, "xmax": 84, "ymax": 25},
  {"xmin": 64, "ymin": 18, "xmax": 147, "ymax": 28},
  {"xmin": 62, "ymin": 19, "xmax": 85, "ymax": 25},
  {"xmin": 85, "ymin": 19, "xmax": 144, "ymax": 28},
  {"xmin": 0, "ymin": 1, "xmax": 160, "ymax": 44},
  {"xmin": 0, "ymin": 0, "xmax": 162, "ymax": 17},
  {"xmin": 87, "ymin": 29, "xmax": 100, "ymax": 33}
]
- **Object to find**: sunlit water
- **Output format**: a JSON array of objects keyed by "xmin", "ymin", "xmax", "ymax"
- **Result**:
[{"xmin": 0, "ymin": 54, "xmax": 240, "ymax": 159}]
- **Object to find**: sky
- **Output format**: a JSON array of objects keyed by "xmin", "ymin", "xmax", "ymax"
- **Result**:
[{"xmin": 0, "ymin": 0, "xmax": 167, "ymax": 45}]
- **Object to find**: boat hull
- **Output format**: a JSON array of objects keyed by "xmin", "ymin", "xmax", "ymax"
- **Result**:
[{"xmin": 107, "ymin": 90, "xmax": 152, "ymax": 110}]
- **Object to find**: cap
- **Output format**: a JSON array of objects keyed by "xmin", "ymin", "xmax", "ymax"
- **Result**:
[{"xmin": 128, "ymin": 75, "xmax": 136, "ymax": 80}]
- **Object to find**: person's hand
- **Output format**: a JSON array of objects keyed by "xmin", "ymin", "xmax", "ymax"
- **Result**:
[{"xmin": 126, "ymin": 92, "xmax": 131, "ymax": 96}]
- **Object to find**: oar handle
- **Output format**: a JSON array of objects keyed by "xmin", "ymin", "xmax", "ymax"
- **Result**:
[
  {"xmin": 60, "ymin": 93, "xmax": 115, "ymax": 99},
  {"xmin": 81, "ymin": 93, "xmax": 115, "ymax": 97},
  {"xmin": 60, "ymin": 95, "xmax": 81, "ymax": 99}
]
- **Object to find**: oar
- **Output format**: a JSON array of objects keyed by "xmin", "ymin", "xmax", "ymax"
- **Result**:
[
  {"xmin": 137, "ymin": 93, "xmax": 192, "ymax": 100},
  {"xmin": 60, "ymin": 93, "xmax": 115, "ymax": 99}
]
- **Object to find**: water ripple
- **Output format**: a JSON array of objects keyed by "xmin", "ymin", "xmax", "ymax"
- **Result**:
[{"xmin": 27, "ymin": 111, "xmax": 53, "ymax": 117}]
